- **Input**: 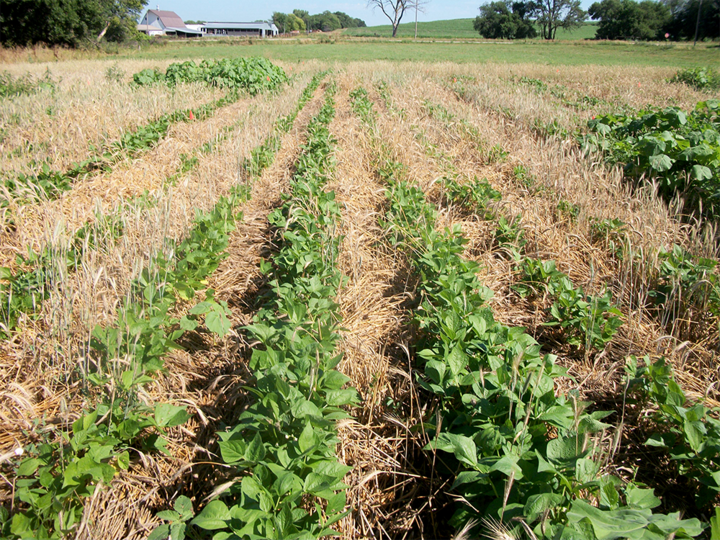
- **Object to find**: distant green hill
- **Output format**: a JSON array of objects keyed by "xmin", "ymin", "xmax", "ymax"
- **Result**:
[{"xmin": 342, "ymin": 18, "xmax": 598, "ymax": 40}]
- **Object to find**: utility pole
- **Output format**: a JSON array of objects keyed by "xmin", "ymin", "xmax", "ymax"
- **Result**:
[
  {"xmin": 694, "ymin": 0, "xmax": 703, "ymax": 47},
  {"xmin": 415, "ymin": 1, "xmax": 418, "ymax": 39}
]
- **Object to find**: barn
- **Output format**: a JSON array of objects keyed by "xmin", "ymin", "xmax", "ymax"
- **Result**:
[{"xmin": 137, "ymin": 10, "xmax": 203, "ymax": 38}]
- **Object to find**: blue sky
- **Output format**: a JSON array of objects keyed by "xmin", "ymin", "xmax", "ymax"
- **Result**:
[{"xmin": 147, "ymin": 0, "xmax": 582, "ymax": 26}]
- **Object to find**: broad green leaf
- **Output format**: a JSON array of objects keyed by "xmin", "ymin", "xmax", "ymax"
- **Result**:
[
  {"xmin": 490, "ymin": 455, "xmax": 522, "ymax": 478},
  {"xmin": 683, "ymin": 418, "xmax": 704, "ymax": 453},
  {"xmin": 156, "ymin": 510, "xmax": 180, "ymax": 521},
  {"xmin": 155, "ymin": 403, "xmax": 191, "ymax": 428},
  {"xmin": 191, "ymin": 500, "xmax": 230, "ymax": 530},
  {"xmin": 710, "ymin": 506, "xmax": 720, "ymax": 540},
  {"xmin": 17, "ymin": 458, "xmax": 42, "ymax": 477},
  {"xmin": 692, "ymin": 164, "xmax": 713, "ymax": 181},
  {"xmin": 174, "ymin": 495, "xmax": 194, "ymax": 520},
  {"xmin": 117, "ymin": 450, "xmax": 130, "ymax": 471},
  {"xmin": 446, "ymin": 346, "xmax": 467, "ymax": 377},
  {"xmin": 298, "ymin": 422, "xmax": 316, "ymax": 453},
  {"xmin": 626, "ymin": 485, "xmax": 661, "ymax": 510},
  {"xmin": 179, "ymin": 316, "xmax": 198, "ymax": 332},
  {"xmin": 648, "ymin": 154, "xmax": 674, "ymax": 172},
  {"xmin": 245, "ymin": 432, "xmax": 266, "ymax": 462},
  {"xmin": 206, "ymin": 308, "xmax": 231, "ymax": 337},
  {"xmin": 170, "ymin": 522, "xmax": 187, "ymax": 540},
  {"xmin": 524, "ymin": 493, "xmax": 564, "ymax": 522},
  {"xmin": 567, "ymin": 500, "xmax": 648, "ymax": 539},
  {"xmin": 576, "ymin": 458, "xmax": 598, "ymax": 484},
  {"xmin": 147, "ymin": 524, "xmax": 170, "ymax": 540},
  {"xmin": 219, "ymin": 439, "xmax": 246, "ymax": 464}
]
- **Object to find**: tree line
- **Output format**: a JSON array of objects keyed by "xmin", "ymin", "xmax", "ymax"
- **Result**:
[
  {"xmin": 0, "ymin": 0, "xmax": 146, "ymax": 47},
  {"xmin": 272, "ymin": 10, "xmax": 366, "ymax": 33},
  {"xmin": 474, "ymin": 0, "xmax": 720, "ymax": 40}
]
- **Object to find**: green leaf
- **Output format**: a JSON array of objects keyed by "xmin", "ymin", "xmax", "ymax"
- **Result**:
[
  {"xmin": 245, "ymin": 432, "xmax": 266, "ymax": 462},
  {"xmin": 524, "ymin": 493, "xmax": 564, "ymax": 522},
  {"xmin": 490, "ymin": 455, "xmax": 522, "ymax": 478},
  {"xmin": 710, "ymin": 506, "xmax": 720, "ymax": 540},
  {"xmin": 17, "ymin": 458, "xmax": 42, "ymax": 476},
  {"xmin": 576, "ymin": 458, "xmax": 598, "ymax": 484},
  {"xmin": 170, "ymin": 522, "xmax": 187, "ymax": 540},
  {"xmin": 626, "ymin": 485, "xmax": 661, "ymax": 510},
  {"xmin": 218, "ymin": 439, "xmax": 246, "ymax": 464},
  {"xmin": 191, "ymin": 500, "xmax": 230, "ymax": 530},
  {"xmin": 691, "ymin": 164, "xmax": 713, "ymax": 181},
  {"xmin": 298, "ymin": 422, "xmax": 317, "ymax": 453},
  {"xmin": 157, "ymin": 510, "xmax": 180, "ymax": 521},
  {"xmin": 179, "ymin": 316, "xmax": 198, "ymax": 332},
  {"xmin": 155, "ymin": 403, "xmax": 191, "ymax": 428},
  {"xmin": 446, "ymin": 345, "xmax": 467, "ymax": 377},
  {"xmin": 648, "ymin": 154, "xmax": 674, "ymax": 172},
  {"xmin": 567, "ymin": 500, "xmax": 648, "ymax": 539},
  {"xmin": 117, "ymin": 450, "xmax": 130, "ymax": 471},
  {"xmin": 206, "ymin": 308, "xmax": 231, "ymax": 337},
  {"xmin": 147, "ymin": 524, "xmax": 170, "ymax": 540},
  {"xmin": 174, "ymin": 495, "xmax": 194, "ymax": 520},
  {"xmin": 10, "ymin": 512, "xmax": 33, "ymax": 536}
]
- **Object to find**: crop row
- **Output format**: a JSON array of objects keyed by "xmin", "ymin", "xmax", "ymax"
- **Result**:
[
  {"xmin": 0, "ymin": 96, "xmax": 246, "ymax": 339},
  {"xmin": 2, "ymin": 90, "xmax": 242, "ymax": 212},
  {"xmin": 133, "ymin": 58, "xmax": 288, "ymax": 95},
  {"xmin": 407, "ymin": 88, "xmax": 720, "ymax": 525},
  {"xmin": 185, "ymin": 79, "xmax": 357, "ymax": 540},
  {"xmin": 584, "ymin": 100, "xmax": 720, "ymax": 222},
  {"xmin": 350, "ymin": 86, "xmax": 714, "ymax": 539},
  {"xmin": 418, "ymin": 86, "xmax": 720, "ymax": 354},
  {"xmin": 2, "ymin": 71, "xmax": 324, "ymax": 540}
]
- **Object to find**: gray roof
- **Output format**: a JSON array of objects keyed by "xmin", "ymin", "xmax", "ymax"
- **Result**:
[
  {"xmin": 165, "ymin": 27, "xmax": 203, "ymax": 35},
  {"xmin": 148, "ymin": 10, "xmax": 187, "ymax": 29},
  {"xmin": 202, "ymin": 22, "xmax": 277, "ymax": 31}
]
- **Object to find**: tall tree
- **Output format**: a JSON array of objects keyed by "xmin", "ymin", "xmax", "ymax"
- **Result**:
[
  {"xmin": 474, "ymin": 0, "xmax": 537, "ymax": 38},
  {"xmin": 367, "ymin": 0, "xmax": 423, "ymax": 37},
  {"xmin": 0, "ymin": 0, "xmax": 146, "ymax": 46},
  {"xmin": 530, "ymin": 0, "xmax": 586, "ymax": 39},
  {"xmin": 589, "ymin": 0, "xmax": 670, "ymax": 39}
]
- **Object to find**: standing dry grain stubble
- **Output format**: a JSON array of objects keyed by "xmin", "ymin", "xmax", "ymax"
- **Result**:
[
  {"xmin": 329, "ymin": 72, "xmax": 428, "ymax": 539},
  {"xmin": 0, "ymin": 59, "xmax": 224, "ymax": 175},
  {"xmin": 73, "ymin": 69, "xmax": 329, "ymax": 540},
  {"xmin": 0, "ymin": 69, "xmax": 317, "ymax": 470}
]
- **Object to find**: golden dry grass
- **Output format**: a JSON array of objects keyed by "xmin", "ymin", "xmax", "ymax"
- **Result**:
[
  {"xmin": 1, "ymin": 60, "xmax": 719, "ymax": 540},
  {"xmin": 0, "ymin": 59, "xmax": 226, "ymax": 176},
  {"xmin": 0, "ymin": 70, "xmax": 318, "ymax": 464}
]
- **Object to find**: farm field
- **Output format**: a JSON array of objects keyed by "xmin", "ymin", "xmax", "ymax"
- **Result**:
[
  {"xmin": 1, "ymin": 55, "xmax": 720, "ymax": 540},
  {"xmin": 113, "ymin": 39, "xmax": 720, "ymax": 68},
  {"xmin": 342, "ymin": 18, "xmax": 599, "ymax": 40}
]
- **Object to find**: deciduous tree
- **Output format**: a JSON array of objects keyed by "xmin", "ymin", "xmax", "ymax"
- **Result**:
[
  {"xmin": 530, "ymin": 0, "xmax": 586, "ymax": 39},
  {"xmin": 474, "ymin": 0, "xmax": 537, "ymax": 38},
  {"xmin": 589, "ymin": 0, "xmax": 670, "ymax": 39},
  {"xmin": 367, "ymin": 0, "xmax": 422, "ymax": 37}
]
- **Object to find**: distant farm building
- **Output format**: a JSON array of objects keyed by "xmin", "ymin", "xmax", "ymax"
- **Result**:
[
  {"xmin": 137, "ymin": 10, "xmax": 202, "ymax": 37},
  {"xmin": 138, "ymin": 10, "xmax": 278, "ymax": 38},
  {"xmin": 201, "ymin": 22, "xmax": 279, "ymax": 37}
]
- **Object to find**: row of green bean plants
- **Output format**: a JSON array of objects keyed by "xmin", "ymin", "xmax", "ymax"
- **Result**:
[
  {"xmin": 418, "ymin": 94, "xmax": 720, "ymax": 526},
  {"xmin": 0, "ymin": 68, "xmax": 308, "ymax": 340},
  {"xmin": 185, "ymin": 80, "xmax": 357, "ymax": 540},
  {"xmin": 350, "ymin": 86, "xmax": 706, "ymax": 540},
  {"xmin": 2, "ymin": 72, "xmax": 325, "ymax": 540},
  {"xmin": 3, "ymin": 90, "xmax": 244, "ymax": 211}
]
